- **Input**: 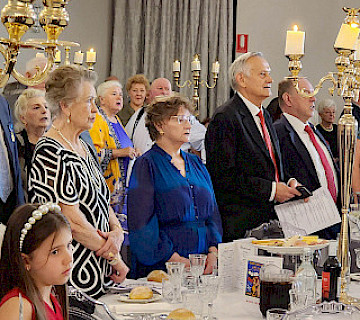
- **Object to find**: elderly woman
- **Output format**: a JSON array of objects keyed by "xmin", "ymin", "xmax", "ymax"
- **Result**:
[
  {"xmin": 89, "ymin": 80, "xmax": 139, "ymax": 265},
  {"xmin": 14, "ymin": 88, "xmax": 50, "ymax": 199},
  {"xmin": 316, "ymin": 98, "xmax": 338, "ymax": 160},
  {"xmin": 118, "ymin": 74, "xmax": 149, "ymax": 126},
  {"xmin": 28, "ymin": 65, "xmax": 129, "ymax": 298},
  {"xmin": 128, "ymin": 95, "xmax": 222, "ymax": 279}
]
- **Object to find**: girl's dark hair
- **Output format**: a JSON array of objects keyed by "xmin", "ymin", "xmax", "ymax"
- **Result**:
[
  {"xmin": 145, "ymin": 94, "xmax": 193, "ymax": 141},
  {"xmin": 0, "ymin": 204, "xmax": 71, "ymax": 320}
]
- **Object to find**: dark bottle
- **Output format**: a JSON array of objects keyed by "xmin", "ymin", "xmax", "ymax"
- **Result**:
[{"xmin": 322, "ymin": 240, "xmax": 341, "ymax": 302}]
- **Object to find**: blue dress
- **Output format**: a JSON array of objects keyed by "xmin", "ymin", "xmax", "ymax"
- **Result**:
[{"xmin": 127, "ymin": 144, "xmax": 222, "ymax": 278}]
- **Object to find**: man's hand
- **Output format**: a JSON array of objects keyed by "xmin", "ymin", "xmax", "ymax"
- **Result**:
[{"xmin": 275, "ymin": 182, "xmax": 301, "ymax": 203}]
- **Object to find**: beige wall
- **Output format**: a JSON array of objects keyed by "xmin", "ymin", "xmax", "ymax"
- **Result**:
[
  {"xmin": 236, "ymin": 0, "xmax": 360, "ymax": 123},
  {"xmin": 0, "ymin": 0, "xmax": 112, "ymax": 85}
]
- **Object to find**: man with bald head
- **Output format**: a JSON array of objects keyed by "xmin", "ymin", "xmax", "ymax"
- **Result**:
[
  {"xmin": 126, "ymin": 77, "xmax": 206, "ymax": 157},
  {"xmin": 274, "ymin": 77, "xmax": 340, "ymax": 239}
]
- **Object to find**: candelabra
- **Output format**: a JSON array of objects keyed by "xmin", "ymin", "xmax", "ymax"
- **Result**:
[
  {"xmin": 285, "ymin": 7, "xmax": 360, "ymax": 306},
  {"xmin": 52, "ymin": 47, "xmax": 96, "ymax": 70},
  {"xmin": 0, "ymin": 0, "xmax": 82, "ymax": 88},
  {"xmin": 172, "ymin": 54, "xmax": 219, "ymax": 113}
]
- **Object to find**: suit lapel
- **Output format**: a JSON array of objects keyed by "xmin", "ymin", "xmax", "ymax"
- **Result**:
[
  {"xmin": 234, "ymin": 95, "xmax": 272, "ymax": 159},
  {"xmin": 282, "ymin": 117, "xmax": 319, "ymax": 183}
]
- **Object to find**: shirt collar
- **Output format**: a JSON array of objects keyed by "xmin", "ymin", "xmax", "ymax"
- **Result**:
[
  {"xmin": 283, "ymin": 113, "xmax": 309, "ymax": 132},
  {"xmin": 237, "ymin": 91, "xmax": 263, "ymax": 117}
]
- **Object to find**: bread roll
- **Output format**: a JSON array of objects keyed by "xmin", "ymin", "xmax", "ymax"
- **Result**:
[
  {"xmin": 167, "ymin": 308, "xmax": 196, "ymax": 320},
  {"xmin": 147, "ymin": 269, "xmax": 169, "ymax": 282},
  {"xmin": 129, "ymin": 286, "xmax": 153, "ymax": 300}
]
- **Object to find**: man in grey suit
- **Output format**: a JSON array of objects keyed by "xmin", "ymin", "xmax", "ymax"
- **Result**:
[{"xmin": 206, "ymin": 52, "xmax": 300, "ymax": 242}]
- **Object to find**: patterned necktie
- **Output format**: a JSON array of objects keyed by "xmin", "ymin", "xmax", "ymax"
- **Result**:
[
  {"xmin": 304, "ymin": 125, "xmax": 337, "ymax": 202},
  {"xmin": 0, "ymin": 135, "xmax": 12, "ymax": 202},
  {"xmin": 257, "ymin": 110, "xmax": 279, "ymax": 182}
]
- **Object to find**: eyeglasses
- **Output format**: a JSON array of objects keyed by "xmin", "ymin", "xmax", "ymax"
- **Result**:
[{"xmin": 170, "ymin": 115, "xmax": 196, "ymax": 125}]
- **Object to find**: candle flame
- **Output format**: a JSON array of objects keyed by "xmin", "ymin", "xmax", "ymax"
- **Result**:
[
  {"xmin": 350, "ymin": 23, "xmax": 359, "ymax": 28},
  {"xmin": 90, "ymin": 48, "xmax": 94, "ymax": 52},
  {"xmin": 293, "ymin": 25, "xmax": 298, "ymax": 32}
]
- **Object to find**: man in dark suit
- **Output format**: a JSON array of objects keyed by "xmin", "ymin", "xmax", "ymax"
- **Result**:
[
  {"xmin": 205, "ymin": 52, "xmax": 300, "ymax": 242},
  {"xmin": 274, "ymin": 78, "xmax": 340, "ymax": 239},
  {"xmin": 0, "ymin": 95, "xmax": 24, "ymax": 224}
]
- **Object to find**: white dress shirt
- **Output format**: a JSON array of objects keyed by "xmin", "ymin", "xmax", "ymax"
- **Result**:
[
  {"xmin": 283, "ymin": 113, "xmax": 338, "ymax": 194},
  {"xmin": 237, "ymin": 92, "xmax": 276, "ymax": 201}
]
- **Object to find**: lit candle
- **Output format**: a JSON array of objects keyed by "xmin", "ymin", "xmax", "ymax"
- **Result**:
[
  {"xmin": 54, "ymin": 50, "xmax": 61, "ymax": 63},
  {"xmin": 86, "ymin": 48, "xmax": 96, "ymax": 63},
  {"xmin": 212, "ymin": 61, "xmax": 220, "ymax": 73},
  {"xmin": 354, "ymin": 39, "xmax": 360, "ymax": 60},
  {"xmin": 74, "ymin": 51, "xmax": 84, "ymax": 64},
  {"xmin": 334, "ymin": 24, "xmax": 360, "ymax": 50},
  {"xmin": 285, "ymin": 25, "xmax": 305, "ymax": 55},
  {"xmin": 191, "ymin": 58, "xmax": 201, "ymax": 71},
  {"xmin": 173, "ymin": 60, "xmax": 181, "ymax": 72},
  {"xmin": 36, "ymin": 52, "xmax": 45, "ymax": 59}
]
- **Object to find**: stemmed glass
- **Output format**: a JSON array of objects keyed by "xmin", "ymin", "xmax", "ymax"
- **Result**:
[
  {"xmin": 199, "ymin": 275, "xmax": 220, "ymax": 320},
  {"xmin": 189, "ymin": 254, "xmax": 207, "ymax": 288}
]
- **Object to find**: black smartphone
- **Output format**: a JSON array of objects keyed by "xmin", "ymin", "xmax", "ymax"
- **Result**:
[{"xmin": 293, "ymin": 185, "xmax": 313, "ymax": 200}]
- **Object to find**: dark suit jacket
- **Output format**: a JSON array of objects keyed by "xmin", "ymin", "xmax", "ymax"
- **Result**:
[
  {"xmin": 205, "ymin": 94, "xmax": 285, "ymax": 241},
  {"xmin": 0, "ymin": 95, "xmax": 24, "ymax": 223},
  {"xmin": 273, "ymin": 115, "xmax": 339, "ymax": 194}
]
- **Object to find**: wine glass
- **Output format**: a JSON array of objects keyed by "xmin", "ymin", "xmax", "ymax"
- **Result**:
[
  {"xmin": 189, "ymin": 254, "xmax": 207, "ymax": 287},
  {"xmin": 199, "ymin": 275, "xmax": 220, "ymax": 320}
]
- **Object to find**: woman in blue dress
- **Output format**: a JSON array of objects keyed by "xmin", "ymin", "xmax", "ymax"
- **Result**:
[{"xmin": 127, "ymin": 95, "xmax": 222, "ymax": 278}]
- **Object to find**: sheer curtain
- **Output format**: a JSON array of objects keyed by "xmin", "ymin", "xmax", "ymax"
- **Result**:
[{"xmin": 111, "ymin": 0, "xmax": 233, "ymax": 119}]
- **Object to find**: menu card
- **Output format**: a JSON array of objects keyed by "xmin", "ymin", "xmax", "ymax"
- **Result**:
[{"xmin": 218, "ymin": 238, "xmax": 283, "ymax": 303}]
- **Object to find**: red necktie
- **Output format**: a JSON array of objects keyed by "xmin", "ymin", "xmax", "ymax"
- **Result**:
[
  {"xmin": 257, "ymin": 110, "xmax": 279, "ymax": 182},
  {"xmin": 304, "ymin": 125, "xmax": 337, "ymax": 202}
]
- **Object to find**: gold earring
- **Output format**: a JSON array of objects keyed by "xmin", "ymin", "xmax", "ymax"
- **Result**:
[
  {"xmin": 67, "ymin": 113, "xmax": 71, "ymax": 124},
  {"xmin": 159, "ymin": 131, "xmax": 164, "ymax": 136},
  {"xmin": 25, "ymin": 265, "xmax": 30, "ymax": 271}
]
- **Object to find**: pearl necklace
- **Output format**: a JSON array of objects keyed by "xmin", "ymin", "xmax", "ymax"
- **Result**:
[
  {"xmin": 51, "ymin": 124, "xmax": 98, "ymax": 185},
  {"xmin": 320, "ymin": 123, "xmax": 333, "ymax": 132}
]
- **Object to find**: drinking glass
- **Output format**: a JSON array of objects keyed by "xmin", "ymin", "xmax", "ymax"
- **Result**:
[
  {"xmin": 354, "ymin": 248, "xmax": 360, "ymax": 269},
  {"xmin": 266, "ymin": 308, "xmax": 288, "ymax": 320},
  {"xmin": 189, "ymin": 253, "xmax": 207, "ymax": 287},
  {"xmin": 165, "ymin": 262, "xmax": 184, "ymax": 303},
  {"xmin": 199, "ymin": 275, "xmax": 220, "ymax": 320}
]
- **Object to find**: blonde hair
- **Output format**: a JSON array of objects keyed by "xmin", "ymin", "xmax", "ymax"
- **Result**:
[
  {"xmin": 14, "ymin": 88, "xmax": 45, "ymax": 132},
  {"xmin": 125, "ymin": 74, "xmax": 150, "ymax": 93},
  {"xmin": 45, "ymin": 65, "xmax": 97, "ymax": 117}
]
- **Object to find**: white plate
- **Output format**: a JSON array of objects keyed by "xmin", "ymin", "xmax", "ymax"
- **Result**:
[
  {"xmin": 118, "ymin": 293, "xmax": 162, "ymax": 304},
  {"xmin": 254, "ymin": 240, "xmax": 329, "ymax": 255}
]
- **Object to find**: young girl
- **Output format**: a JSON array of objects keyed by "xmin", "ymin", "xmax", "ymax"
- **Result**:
[{"xmin": 0, "ymin": 203, "xmax": 73, "ymax": 320}]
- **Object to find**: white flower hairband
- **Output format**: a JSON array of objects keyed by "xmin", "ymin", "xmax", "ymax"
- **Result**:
[{"xmin": 19, "ymin": 203, "xmax": 62, "ymax": 252}]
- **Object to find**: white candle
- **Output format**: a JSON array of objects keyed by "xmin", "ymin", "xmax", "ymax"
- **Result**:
[
  {"xmin": 54, "ymin": 50, "xmax": 61, "ymax": 63},
  {"xmin": 334, "ymin": 24, "xmax": 360, "ymax": 50},
  {"xmin": 36, "ymin": 52, "xmax": 45, "ymax": 59},
  {"xmin": 285, "ymin": 25, "xmax": 305, "ymax": 55},
  {"xmin": 212, "ymin": 61, "xmax": 220, "ymax": 73},
  {"xmin": 74, "ymin": 51, "xmax": 84, "ymax": 64},
  {"xmin": 354, "ymin": 39, "xmax": 360, "ymax": 60},
  {"xmin": 86, "ymin": 48, "xmax": 96, "ymax": 63},
  {"xmin": 191, "ymin": 59, "xmax": 201, "ymax": 71},
  {"xmin": 173, "ymin": 60, "xmax": 180, "ymax": 72}
]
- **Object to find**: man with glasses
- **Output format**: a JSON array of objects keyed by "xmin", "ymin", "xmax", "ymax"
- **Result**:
[{"xmin": 206, "ymin": 52, "xmax": 300, "ymax": 242}]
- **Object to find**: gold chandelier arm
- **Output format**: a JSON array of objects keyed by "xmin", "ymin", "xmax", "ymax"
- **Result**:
[
  {"xmin": 294, "ymin": 72, "xmax": 337, "ymax": 97},
  {"xmin": 11, "ymin": 52, "xmax": 54, "ymax": 87},
  {"xmin": 0, "ymin": 44, "xmax": 14, "ymax": 88},
  {"xmin": 175, "ymin": 79, "xmax": 192, "ymax": 88},
  {"xmin": 199, "ymin": 79, "xmax": 218, "ymax": 89}
]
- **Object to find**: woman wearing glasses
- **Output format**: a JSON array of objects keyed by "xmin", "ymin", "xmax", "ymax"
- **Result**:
[{"xmin": 127, "ymin": 95, "xmax": 222, "ymax": 278}]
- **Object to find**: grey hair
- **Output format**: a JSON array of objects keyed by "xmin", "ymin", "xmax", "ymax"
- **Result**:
[
  {"xmin": 317, "ymin": 98, "xmax": 336, "ymax": 114},
  {"xmin": 14, "ymin": 88, "xmax": 45, "ymax": 132},
  {"xmin": 26, "ymin": 56, "xmax": 47, "ymax": 74},
  {"xmin": 45, "ymin": 65, "xmax": 97, "ymax": 117},
  {"xmin": 97, "ymin": 80, "xmax": 122, "ymax": 99},
  {"xmin": 229, "ymin": 52, "xmax": 264, "ymax": 91}
]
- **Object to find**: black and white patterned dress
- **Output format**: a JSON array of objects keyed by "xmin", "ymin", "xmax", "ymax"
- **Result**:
[{"xmin": 28, "ymin": 136, "xmax": 112, "ymax": 298}]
